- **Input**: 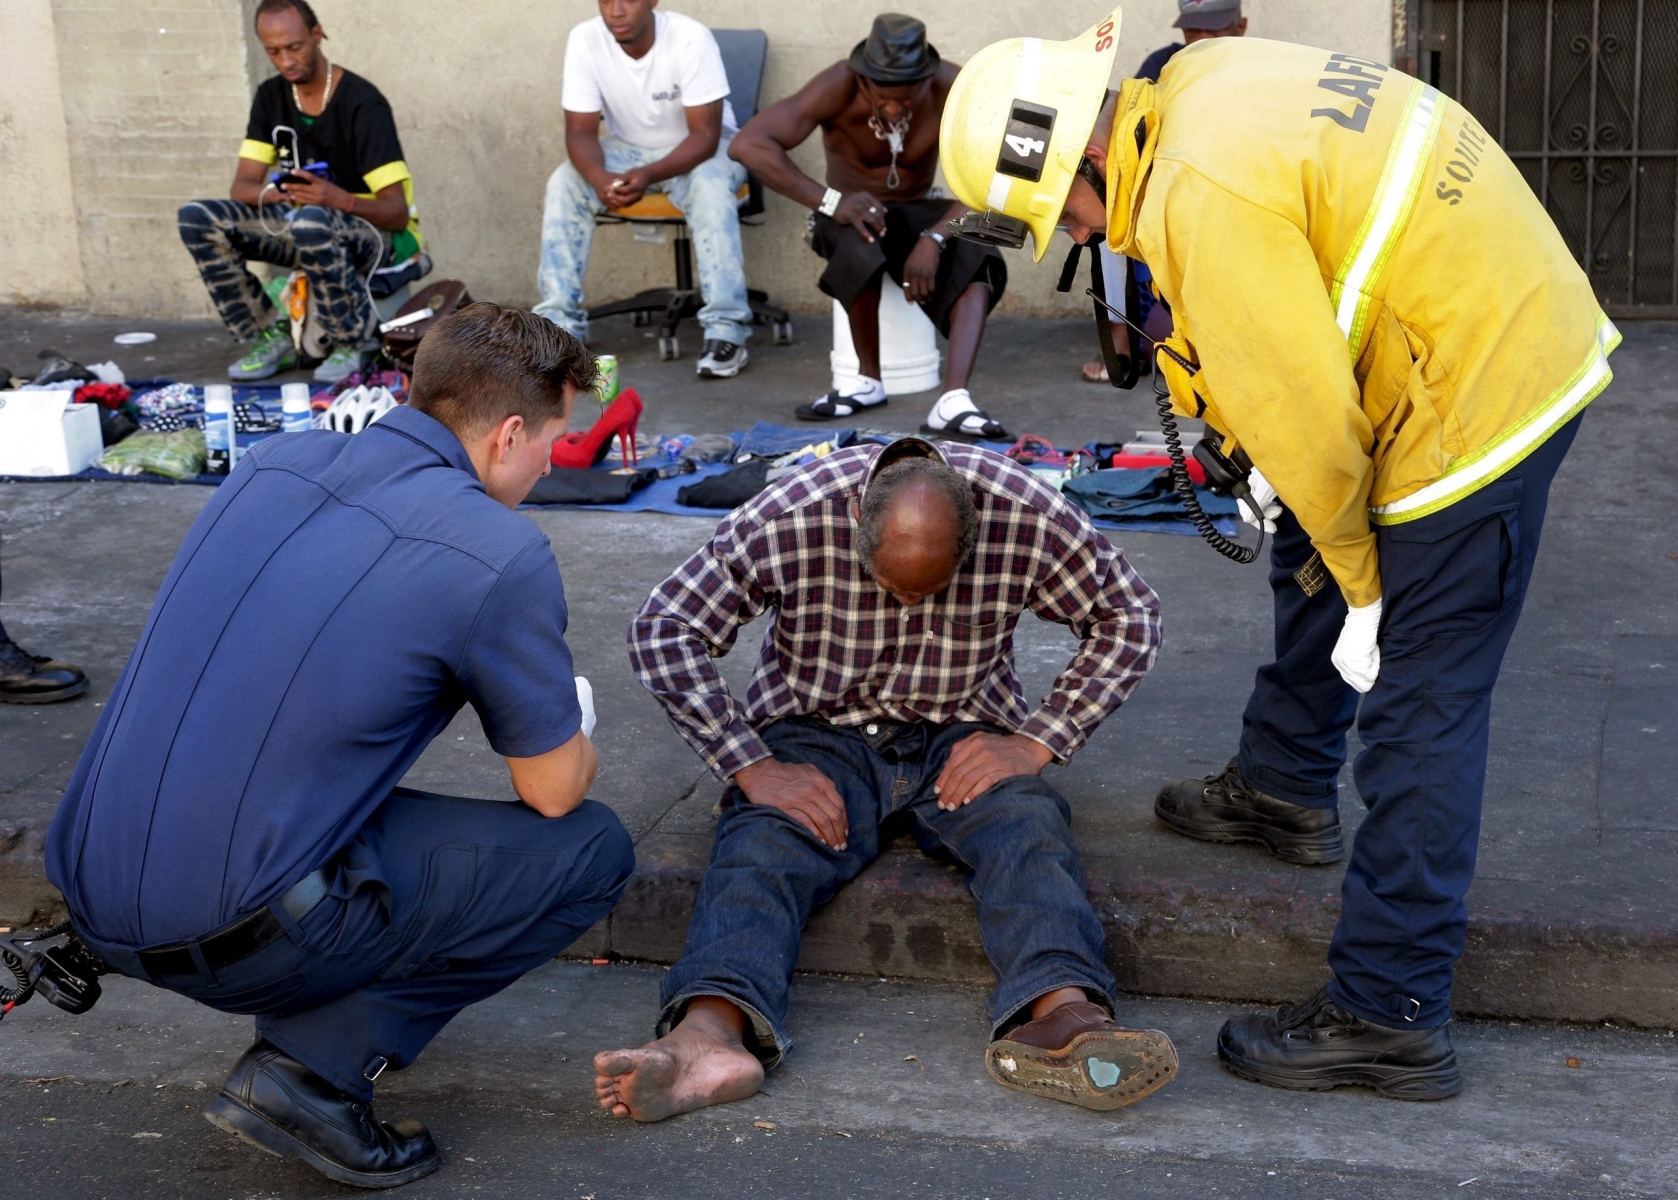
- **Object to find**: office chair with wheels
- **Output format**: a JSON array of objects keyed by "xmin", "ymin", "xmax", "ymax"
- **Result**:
[{"xmin": 586, "ymin": 28, "xmax": 792, "ymax": 360}]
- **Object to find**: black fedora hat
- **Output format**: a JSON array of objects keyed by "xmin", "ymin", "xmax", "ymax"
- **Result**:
[{"xmin": 849, "ymin": 13, "xmax": 941, "ymax": 85}]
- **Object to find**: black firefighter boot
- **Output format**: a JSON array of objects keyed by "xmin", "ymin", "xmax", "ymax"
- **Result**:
[
  {"xmin": 0, "ymin": 637, "xmax": 88, "ymax": 704},
  {"xmin": 1154, "ymin": 757, "xmax": 1343, "ymax": 865},
  {"xmin": 1217, "ymin": 983, "xmax": 1462, "ymax": 1100}
]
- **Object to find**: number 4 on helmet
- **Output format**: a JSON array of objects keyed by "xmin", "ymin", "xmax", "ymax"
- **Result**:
[{"xmin": 937, "ymin": 7, "xmax": 1124, "ymax": 261}]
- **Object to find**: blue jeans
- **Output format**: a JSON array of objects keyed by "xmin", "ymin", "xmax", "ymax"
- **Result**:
[
  {"xmin": 1237, "ymin": 415, "xmax": 1582, "ymax": 1028},
  {"xmin": 659, "ymin": 717, "xmax": 1116, "ymax": 1067},
  {"xmin": 79, "ymin": 789, "xmax": 633, "ymax": 1101},
  {"xmin": 536, "ymin": 136, "xmax": 751, "ymax": 345}
]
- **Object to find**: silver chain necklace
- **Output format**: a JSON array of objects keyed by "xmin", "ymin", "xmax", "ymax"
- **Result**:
[
  {"xmin": 869, "ymin": 110, "xmax": 912, "ymax": 191},
  {"xmin": 291, "ymin": 56, "xmax": 334, "ymax": 115}
]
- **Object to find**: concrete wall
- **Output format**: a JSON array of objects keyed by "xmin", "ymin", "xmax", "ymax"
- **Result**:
[
  {"xmin": 1, "ymin": 0, "xmax": 1391, "ymax": 322},
  {"xmin": 0, "ymin": 0, "xmax": 87, "ymax": 307}
]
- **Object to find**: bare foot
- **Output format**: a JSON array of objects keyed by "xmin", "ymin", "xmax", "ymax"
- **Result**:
[{"xmin": 593, "ymin": 998, "xmax": 765, "ymax": 1122}]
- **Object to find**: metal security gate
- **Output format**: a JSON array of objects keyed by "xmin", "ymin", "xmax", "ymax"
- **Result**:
[{"xmin": 1404, "ymin": 0, "xmax": 1678, "ymax": 315}]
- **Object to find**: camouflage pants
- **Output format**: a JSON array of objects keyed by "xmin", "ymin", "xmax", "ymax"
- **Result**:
[{"xmin": 177, "ymin": 199, "xmax": 387, "ymax": 346}]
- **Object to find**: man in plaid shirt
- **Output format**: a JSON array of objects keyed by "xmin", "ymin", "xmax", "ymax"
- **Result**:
[{"xmin": 596, "ymin": 437, "xmax": 1178, "ymax": 1120}]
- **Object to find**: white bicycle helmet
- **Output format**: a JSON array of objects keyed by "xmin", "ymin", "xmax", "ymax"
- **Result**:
[{"xmin": 319, "ymin": 385, "xmax": 398, "ymax": 434}]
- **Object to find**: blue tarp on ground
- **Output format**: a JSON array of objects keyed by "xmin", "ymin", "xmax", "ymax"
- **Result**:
[{"xmin": 3, "ymin": 403, "xmax": 1239, "ymax": 538}]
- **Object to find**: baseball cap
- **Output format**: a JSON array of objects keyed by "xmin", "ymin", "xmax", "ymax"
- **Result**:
[{"xmin": 1174, "ymin": 0, "xmax": 1243, "ymax": 31}]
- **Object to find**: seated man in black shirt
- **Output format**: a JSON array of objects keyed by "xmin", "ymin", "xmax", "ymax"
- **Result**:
[{"xmin": 177, "ymin": 0, "xmax": 424, "ymax": 384}]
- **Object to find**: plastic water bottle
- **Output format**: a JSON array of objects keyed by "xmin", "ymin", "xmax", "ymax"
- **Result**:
[
  {"xmin": 204, "ymin": 385, "xmax": 236, "ymax": 475},
  {"xmin": 281, "ymin": 383, "xmax": 312, "ymax": 433}
]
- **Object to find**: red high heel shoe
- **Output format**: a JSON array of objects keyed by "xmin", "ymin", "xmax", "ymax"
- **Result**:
[{"xmin": 550, "ymin": 387, "xmax": 643, "ymax": 469}]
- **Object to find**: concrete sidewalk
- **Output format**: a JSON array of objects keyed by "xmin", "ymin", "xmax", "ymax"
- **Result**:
[{"xmin": 1, "ymin": 310, "xmax": 1675, "ymax": 1028}]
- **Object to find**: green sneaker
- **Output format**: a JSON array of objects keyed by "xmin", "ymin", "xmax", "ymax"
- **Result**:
[
  {"xmin": 228, "ymin": 322, "xmax": 296, "ymax": 381},
  {"xmin": 311, "ymin": 342, "xmax": 369, "ymax": 384}
]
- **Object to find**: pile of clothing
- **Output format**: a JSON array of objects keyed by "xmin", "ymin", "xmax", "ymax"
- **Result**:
[
  {"xmin": 4, "ymin": 351, "xmax": 144, "ymax": 448},
  {"xmin": 134, "ymin": 383, "xmax": 204, "ymax": 432},
  {"xmin": 4, "ymin": 349, "xmax": 125, "ymax": 392}
]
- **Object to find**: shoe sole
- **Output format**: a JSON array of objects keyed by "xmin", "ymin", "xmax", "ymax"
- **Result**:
[
  {"xmin": 1217, "ymin": 1044, "xmax": 1462, "ymax": 1100},
  {"xmin": 986, "ymin": 1027, "xmax": 1178, "ymax": 1111},
  {"xmin": 204, "ymin": 1095, "xmax": 440, "ymax": 1189},
  {"xmin": 0, "ymin": 678, "xmax": 88, "ymax": 704},
  {"xmin": 696, "ymin": 354, "xmax": 748, "ymax": 379},
  {"xmin": 796, "ymin": 399, "xmax": 886, "ymax": 421},
  {"xmin": 919, "ymin": 423, "xmax": 993, "ymax": 444},
  {"xmin": 1154, "ymin": 800, "xmax": 1344, "ymax": 866}
]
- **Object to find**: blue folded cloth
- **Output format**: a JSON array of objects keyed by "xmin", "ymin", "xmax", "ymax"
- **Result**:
[
  {"xmin": 1062, "ymin": 467, "xmax": 1239, "ymax": 522},
  {"xmin": 737, "ymin": 421, "xmax": 856, "ymax": 459}
]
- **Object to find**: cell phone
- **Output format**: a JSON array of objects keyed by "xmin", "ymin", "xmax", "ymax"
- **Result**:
[{"xmin": 272, "ymin": 161, "xmax": 331, "ymax": 189}]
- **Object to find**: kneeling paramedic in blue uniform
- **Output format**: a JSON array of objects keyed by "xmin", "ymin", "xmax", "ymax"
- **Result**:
[
  {"xmin": 938, "ymin": 11, "xmax": 1618, "ymax": 1099},
  {"xmin": 45, "ymin": 303, "xmax": 632, "ymax": 1187}
]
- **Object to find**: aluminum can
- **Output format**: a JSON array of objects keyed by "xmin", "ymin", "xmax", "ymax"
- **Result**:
[{"xmin": 594, "ymin": 354, "xmax": 620, "ymax": 404}]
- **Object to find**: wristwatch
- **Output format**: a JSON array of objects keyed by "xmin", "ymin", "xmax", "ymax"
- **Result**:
[
  {"xmin": 920, "ymin": 229, "xmax": 947, "ymax": 249},
  {"xmin": 818, "ymin": 187, "xmax": 842, "ymax": 217}
]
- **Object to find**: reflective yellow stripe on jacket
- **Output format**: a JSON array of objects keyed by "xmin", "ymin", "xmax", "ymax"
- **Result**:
[
  {"xmin": 1369, "ymin": 315, "xmax": 1621, "ymax": 522},
  {"xmin": 1329, "ymin": 80, "xmax": 1446, "ymax": 357},
  {"xmin": 1325, "ymin": 75, "xmax": 1619, "ymax": 525}
]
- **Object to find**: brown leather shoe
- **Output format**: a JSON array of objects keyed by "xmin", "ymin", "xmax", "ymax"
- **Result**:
[{"xmin": 986, "ymin": 1000, "xmax": 1177, "ymax": 1111}]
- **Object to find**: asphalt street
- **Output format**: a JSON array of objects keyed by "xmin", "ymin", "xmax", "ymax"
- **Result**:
[{"xmin": 3, "ymin": 962, "xmax": 1673, "ymax": 1199}]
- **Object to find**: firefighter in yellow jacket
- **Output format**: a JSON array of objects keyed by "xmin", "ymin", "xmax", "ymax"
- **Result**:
[{"xmin": 940, "ymin": 10, "xmax": 1618, "ymax": 1100}]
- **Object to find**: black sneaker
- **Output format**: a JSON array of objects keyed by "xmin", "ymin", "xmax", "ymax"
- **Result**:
[
  {"xmin": 0, "ymin": 639, "xmax": 88, "ymax": 704},
  {"xmin": 1154, "ymin": 758, "xmax": 1343, "ymax": 865},
  {"xmin": 1218, "ymin": 984, "xmax": 1462, "ymax": 1100},
  {"xmin": 204, "ymin": 1041, "xmax": 440, "ymax": 1188},
  {"xmin": 696, "ymin": 339, "xmax": 748, "ymax": 379}
]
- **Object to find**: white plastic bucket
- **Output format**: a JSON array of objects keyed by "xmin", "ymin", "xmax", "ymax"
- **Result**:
[{"xmin": 829, "ymin": 287, "xmax": 942, "ymax": 396}]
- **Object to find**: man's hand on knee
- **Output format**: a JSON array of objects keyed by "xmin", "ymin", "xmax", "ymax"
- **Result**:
[
  {"xmin": 733, "ymin": 758, "xmax": 849, "ymax": 851},
  {"xmin": 902, "ymin": 236, "xmax": 940, "ymax": 304},
  {"xmin": 934, "ymin": 732, "xmax": 1053, "ymax": 811}
]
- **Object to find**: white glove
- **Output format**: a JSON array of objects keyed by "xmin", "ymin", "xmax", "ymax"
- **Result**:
[
  {"xmin": 1332, "ymin": 600, "xmax": 1382, "ymax": 693},
  {"xmin": 1236, "ymin": 468, "xmax": 1282, "ymax": 533},
  {"xmin": 575, "ymin": 675, "xmax": 597, "ymax": 738}
]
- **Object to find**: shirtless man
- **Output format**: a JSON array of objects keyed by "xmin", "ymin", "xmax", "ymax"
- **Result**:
[{"xmin": 729, "ymin": 13, "xmax": 1011, "ymax": 440}]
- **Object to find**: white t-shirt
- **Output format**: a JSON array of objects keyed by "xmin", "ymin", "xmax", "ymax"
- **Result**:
[{"xmin": 561, "ymin": 12, "xmax": 737, "ymax": 152}]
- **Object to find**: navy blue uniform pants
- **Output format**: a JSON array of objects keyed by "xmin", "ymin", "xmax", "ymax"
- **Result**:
[
  {"xmin": 659, "ymin": 717, "xmax": 1116, "ymax": 1067},
  {"xmin": 1237, "ymin": 416, "xmax": 1580, "ymax": 1028},
  {"xmin": 85, "ymin": 789, "xmax": 633, "ymax": 1100}
]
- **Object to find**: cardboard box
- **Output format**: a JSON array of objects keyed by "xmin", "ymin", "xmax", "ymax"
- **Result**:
[{"xmin": 0, "ymin": 390, "xmax": 104, "ymax": 477}]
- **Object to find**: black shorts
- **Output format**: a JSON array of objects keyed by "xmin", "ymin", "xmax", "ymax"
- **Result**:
[{"xmin": 810, "ymin": 199, "xmax": 1007, "ymax": 338}]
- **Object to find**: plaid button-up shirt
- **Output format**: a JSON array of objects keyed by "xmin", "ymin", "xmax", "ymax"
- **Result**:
[{"xmin": 628, "ymin": 443, "xmax": 1161, "ymax": 779}]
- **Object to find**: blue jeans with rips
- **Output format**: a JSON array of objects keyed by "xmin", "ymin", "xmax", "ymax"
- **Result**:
[
  {"xmin": 535, "ymin": 136, "xmax": 752, "ymax": 346},
  {"xmin": 658, "ymin": 717, "xmax": 1116, "ymax": 1068}
]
